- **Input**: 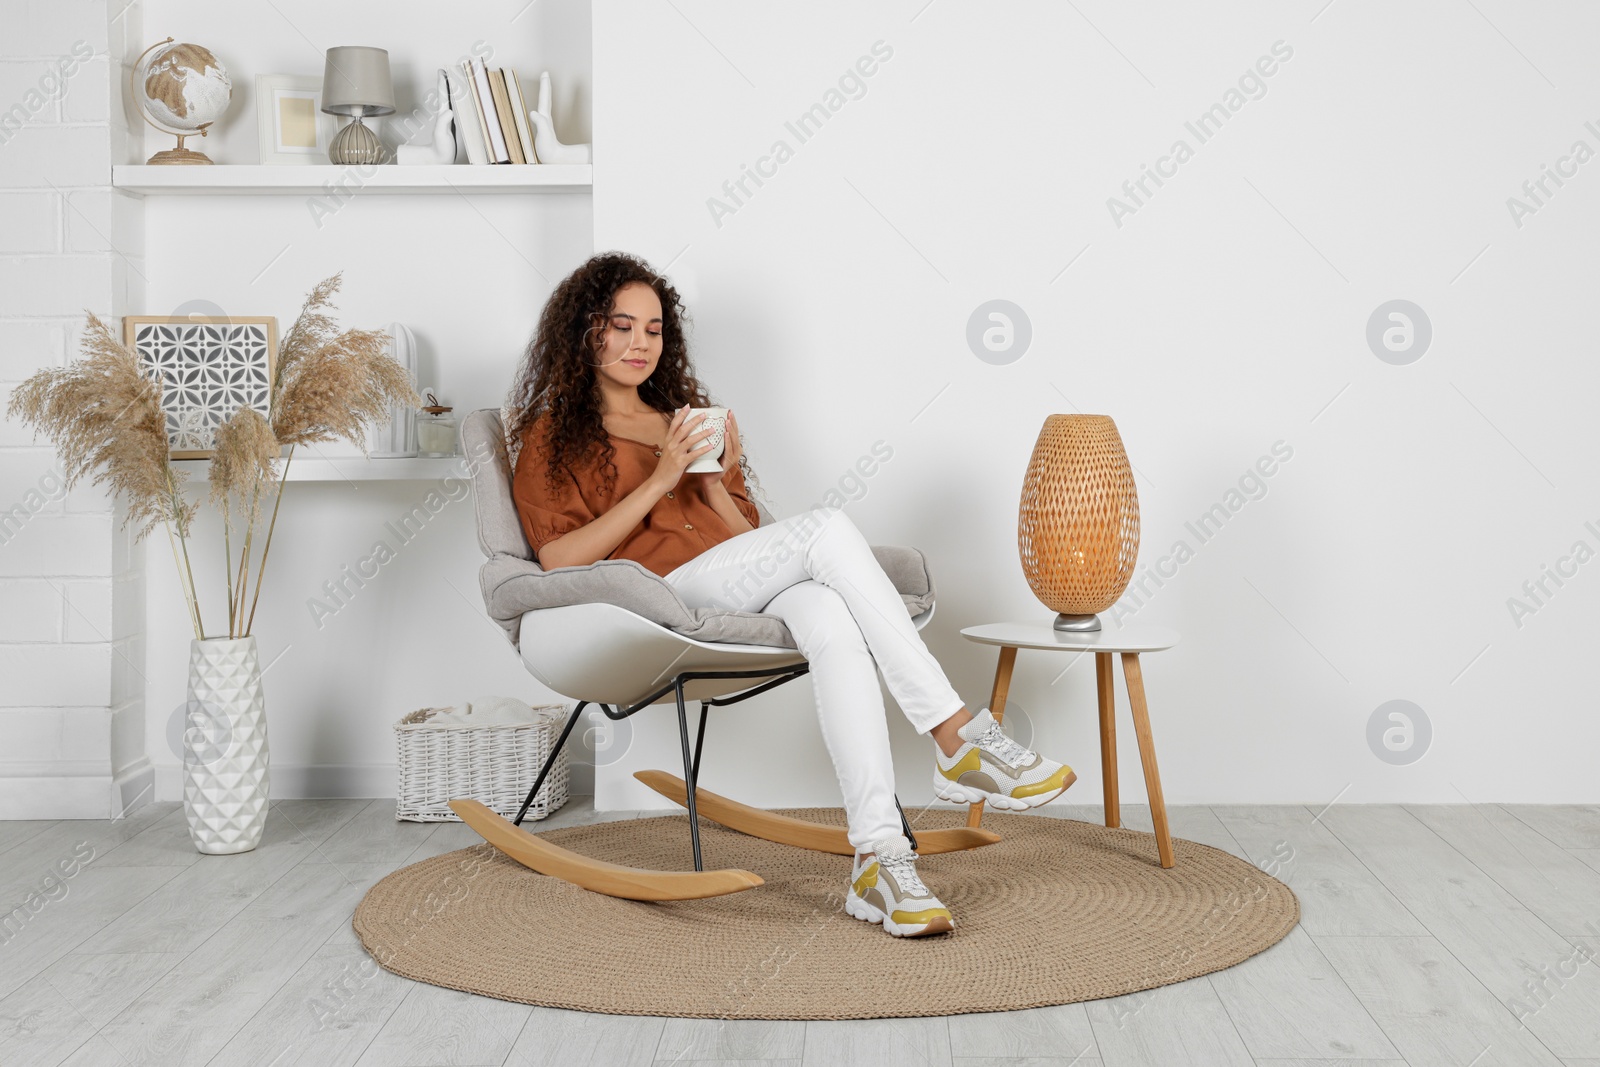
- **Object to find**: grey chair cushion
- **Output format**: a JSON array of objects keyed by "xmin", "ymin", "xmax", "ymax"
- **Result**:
[{"xmin": 463, "ymin": 408, "xmax": 934, "ymax": 650}]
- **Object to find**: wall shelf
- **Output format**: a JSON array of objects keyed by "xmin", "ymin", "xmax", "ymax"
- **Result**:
[
  {"xmin": 169, "ymin": 455, "xmax": 470, "ymax": 483},
  {"xmin": 112, "ymin": 163, "xmax": 592, "ymax": 196}
]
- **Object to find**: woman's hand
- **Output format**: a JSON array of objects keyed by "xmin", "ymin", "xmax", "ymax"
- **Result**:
[
  {"xmin": 649, "ymin": 405, "xmax": 717, "ymax": 492},
  {"xmin": 693, "ymin": 408, "xmax": 741, "ymax": 492}
]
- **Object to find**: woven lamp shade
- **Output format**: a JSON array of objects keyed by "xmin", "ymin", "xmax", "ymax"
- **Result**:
[{"xmin": 1017, "ymin": 414, "xmax": 1140, "ymax": 631}]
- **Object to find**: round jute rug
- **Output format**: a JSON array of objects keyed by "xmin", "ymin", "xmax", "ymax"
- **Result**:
[{"xmin": 352, "ymin": 807, "xmax": 1298, "ymax": 1020}]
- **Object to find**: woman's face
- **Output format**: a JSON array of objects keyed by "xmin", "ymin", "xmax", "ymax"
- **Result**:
[{"xmin": 590, "ymin": 281, "xmax": 664, "ymax": 388}]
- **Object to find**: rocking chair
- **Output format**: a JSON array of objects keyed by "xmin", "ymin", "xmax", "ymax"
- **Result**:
[{"xmin": 451, "ymin": 409, "xmax": 999, "ymax": 900}]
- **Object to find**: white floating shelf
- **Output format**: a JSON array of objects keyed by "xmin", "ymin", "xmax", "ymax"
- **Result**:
[
  {"xmin": 170, "ymin": 456, "xmax": 468, "ymax": 483},
  {"xmin": 113, "ymin": 163, "xmax": 592, "ymax": 196}
]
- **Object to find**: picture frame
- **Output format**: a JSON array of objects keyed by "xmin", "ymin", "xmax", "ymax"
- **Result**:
[
  {"xmin": 123, "ymin": 316, "xmax": 278, "ymax": 459},
  {"xmin": 255, "ymin": 73, "xmax": 341, "ymax": 164}
]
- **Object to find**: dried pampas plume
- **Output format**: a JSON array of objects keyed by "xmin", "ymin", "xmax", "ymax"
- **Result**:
[
  {"xmin": 272, "ymin": 272, "xmax": 421, "ymax": 450},
  {"xmin": 7, "ymin": 311, "xmax": 197, "ymax": 542},
  {"xmin": 209, "ymin": 405, "xmax": 279, "ymax": 530}
]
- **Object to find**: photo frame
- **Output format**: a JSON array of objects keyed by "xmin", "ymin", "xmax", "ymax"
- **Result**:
[
  {"xmin": 256, "ymin": 74, "xmax": 341, "ymax": 163},
  {"xmin": 123, "ymin": 316, "xmax": 278, "ymax": 459}
]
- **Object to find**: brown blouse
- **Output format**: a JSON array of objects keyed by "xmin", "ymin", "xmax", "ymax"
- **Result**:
[{"xmin": 511, "ymin": 415, "xmax": 762, "ymax": 578}]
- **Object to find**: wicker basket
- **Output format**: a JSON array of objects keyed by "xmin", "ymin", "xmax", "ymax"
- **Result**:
[{"xmin": 394, "ymin": 699, "xmax": 570, "ymax": 822}]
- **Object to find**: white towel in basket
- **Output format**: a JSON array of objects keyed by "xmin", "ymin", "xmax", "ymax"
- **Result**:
[{"xmin": 421, "ymin": 696, "xmax": 562, "ymax": 728}]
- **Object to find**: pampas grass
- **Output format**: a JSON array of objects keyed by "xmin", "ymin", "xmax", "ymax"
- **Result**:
[
  {"xmin": 7, "ymin": 274, "xmax": 421, "ymax": 641},
  {"xmin": 7, "ymin": 311, "xmax": 197, "ymax": 541},
  {"xmin": 230, "ymin": 271, "xmax": 420, "ymax": 637},
  {"xmin": 209, "ymin": 405, "xmax": 279, "ymax": 638},
  {"xmin": 271, "ymin": 271, "xmax": 416, "ymax": 450},
  {"xmin": 8, "ymin": 311, "xmax": 207, "ymax": 638}
]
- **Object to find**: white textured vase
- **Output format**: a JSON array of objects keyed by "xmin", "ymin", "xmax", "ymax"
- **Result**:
[
  {"xmin": 184, "ymin": 636, "xmax": 271, "ymax": 854},
  {"xmin": 366, "ymin": 322, "xmax": 418, "ymax": 457}
]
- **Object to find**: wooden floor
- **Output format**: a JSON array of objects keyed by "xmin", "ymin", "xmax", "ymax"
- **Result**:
[{"xmin": 2, "ymin": 797, "xmax": 1598, "ymax": 1067}]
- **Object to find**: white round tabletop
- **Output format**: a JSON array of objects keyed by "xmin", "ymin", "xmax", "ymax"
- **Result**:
[{"xmin": 960, "ymin": 620, "xmax": 1179, "ymax": 653}]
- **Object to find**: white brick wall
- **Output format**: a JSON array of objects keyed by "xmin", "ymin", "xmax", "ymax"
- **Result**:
[
  {"xmin": 0, "ymin": 191, "xmax": 61, "ymax": 252},
  {"xmin": 0, "ymin": 2, "xmax": 111, "ymax": 59},
  {"xmin": 0, "ymin": 0, "xmax": 150, "ymax": 820}
]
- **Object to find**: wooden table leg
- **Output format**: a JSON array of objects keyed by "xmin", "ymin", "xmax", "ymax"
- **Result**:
[
  {"xmin": 1121, "ymin": 652, "xmax": 1175, "ymax": 868},
  {"xmin": 1095, "ymin": 652, "xmax": 1119, "ymax": 829},
  {"xmin": 966, "ymin": 644, "xmax": 1017, "ymax": 828}
]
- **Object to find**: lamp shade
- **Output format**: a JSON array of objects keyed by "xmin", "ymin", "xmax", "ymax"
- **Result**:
[
  {"xmin": 1017, "ymin": 414, "xmax": 1140, "ymax": 630},
  {"xmin": 321, "ymin": 46, "xmax": 395, "ymax": 116}
]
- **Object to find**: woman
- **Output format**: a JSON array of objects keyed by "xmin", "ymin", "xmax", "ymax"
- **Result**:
[{"xmin": 506, "ymin": 252, "xmax": 1077, "ymax": 938}]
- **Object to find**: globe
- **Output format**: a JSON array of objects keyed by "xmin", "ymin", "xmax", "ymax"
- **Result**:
[{"xmin": 132, "ymin": 39, "xmax": 232, "ymax": 164}]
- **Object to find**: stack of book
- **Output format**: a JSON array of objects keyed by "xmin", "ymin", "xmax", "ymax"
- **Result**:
[{"xmin": 454, "ymin": 56, "xmax": 538, "ymax": 164}]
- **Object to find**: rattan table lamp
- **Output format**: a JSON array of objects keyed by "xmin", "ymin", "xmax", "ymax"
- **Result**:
[{"xmin": 1017, "ymin": 414, "xmax": 1140, "ymax": 631}]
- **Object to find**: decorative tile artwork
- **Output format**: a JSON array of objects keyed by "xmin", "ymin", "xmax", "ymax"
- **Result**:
[{"xmin": 123, "ymin": 317, "xmax": 277, "ymax": 458}]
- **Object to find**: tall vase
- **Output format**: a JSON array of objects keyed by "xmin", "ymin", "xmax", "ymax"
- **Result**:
[
  {"xmin": 184, "ymin": 635, "xmax": 271, "ymax": 854},
  {"xmin": 367, "ymin": 322, "xmax": 418, "ymax": 457},
  {"xmin": 1017, "ymin": 414, "xmax": 1140, "ymax": 631}
]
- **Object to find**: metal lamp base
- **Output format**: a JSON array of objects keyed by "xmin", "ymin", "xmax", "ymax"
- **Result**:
[{"xmin": 1052, "ymin": 612, "xmax": 1102, "ymax": 632}]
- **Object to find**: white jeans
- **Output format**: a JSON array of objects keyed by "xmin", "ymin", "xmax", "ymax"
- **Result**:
[{"xmin": 663, "ymin": 506, "xmax": 965, "ymax": 850}]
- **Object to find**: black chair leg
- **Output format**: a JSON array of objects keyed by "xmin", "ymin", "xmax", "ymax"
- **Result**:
[
  {"xmin": 674, "ymin": 681, "xmax": 705, "ymax": 871},
  {"xmin": 894, "ymin": 794, "xmax": 918, "ymax": 851},
  {"xmin": 691, "ymin": 701, "xmax": 709, "ymax": 781},
  {"xmin": 514, "ymin": 701, "xmax": 587, "ymax": 827}
]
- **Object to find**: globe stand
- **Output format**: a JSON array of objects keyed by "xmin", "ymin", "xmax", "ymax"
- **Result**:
[{"xmin": 147, "ymin": 132, "xmax": 214, "ymax": 166}]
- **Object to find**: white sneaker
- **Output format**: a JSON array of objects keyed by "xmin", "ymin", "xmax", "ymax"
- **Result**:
[
  {"xmin": 845, "ymin": 834, "xmax": 954, "ymax": 938},
  {"xmin": 932, "ymin": 707, "xmax": 1076, "ymax": 811}
]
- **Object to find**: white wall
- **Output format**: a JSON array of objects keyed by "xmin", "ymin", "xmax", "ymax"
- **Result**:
[
  {"xmin": 0, "ymin": 0, "xmax": 151, "ymax": 819},
  {"xmin": 6, "ymin": 1, "xmax": 1595, "ymax": 819},
  {"xmin": 592, "ymin": 0, "xmax": 1599, "ymax": 808}
]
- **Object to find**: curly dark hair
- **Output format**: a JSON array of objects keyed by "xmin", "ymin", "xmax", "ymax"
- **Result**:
[{"xmin": 503, "ymin": 250, "xmax": 761, "ymax": 506}]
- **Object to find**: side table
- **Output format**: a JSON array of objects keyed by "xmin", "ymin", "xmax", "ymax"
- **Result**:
[{"xmin": 959, "ymin": 622, "xmax": 1180, "ymax": 868}]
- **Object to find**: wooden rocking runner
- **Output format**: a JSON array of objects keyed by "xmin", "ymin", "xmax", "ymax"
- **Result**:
[{"xmin": 451, "ymin": 665, "xmax": 1001, "ymax": 902}]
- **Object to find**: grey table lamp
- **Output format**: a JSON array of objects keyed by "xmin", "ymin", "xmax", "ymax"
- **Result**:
[{"xmin": 321, "ymin": 45, "xmax": 395, "ymax": 164}]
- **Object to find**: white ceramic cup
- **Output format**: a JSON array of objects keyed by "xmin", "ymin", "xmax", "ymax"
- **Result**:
[{"xmin": 684, "ymin": 407, "xmax": 728, "ymax": 474}]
